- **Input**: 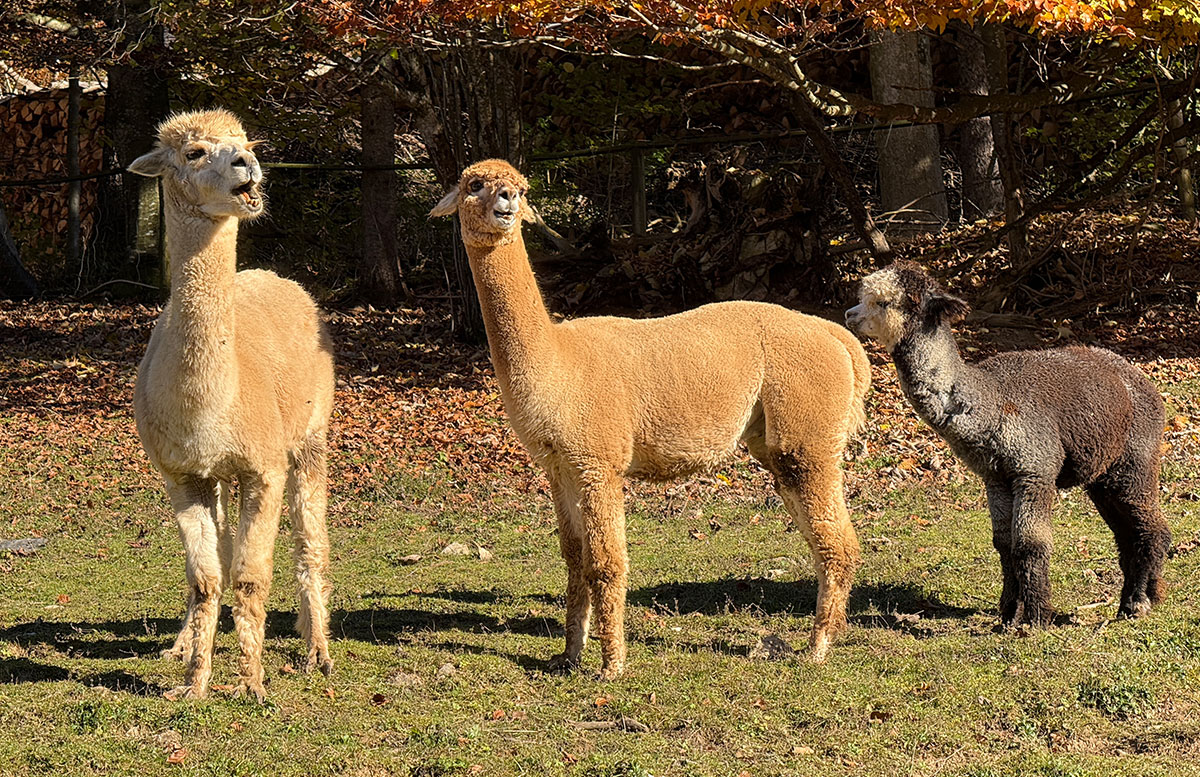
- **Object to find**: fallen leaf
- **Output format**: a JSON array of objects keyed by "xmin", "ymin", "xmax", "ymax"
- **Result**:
[
  {"xmin": 324, "ymin": 687, "xmax": 336, "ymax": 699},
  {"xmin": 55, "ymin": 594, "xmax": 70, "ymax": 605},
  {"xmin": 167, "ymin": 748, "xmax": 187, "ymax": 765}
]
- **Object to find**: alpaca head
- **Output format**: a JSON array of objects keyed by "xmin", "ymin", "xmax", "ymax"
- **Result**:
[
  {"xmin": 128, "ymin": 108, "xmax": 265, "ymax": 220},
  {"xmin": 845, "ymin": 261, "xmax": 970, "ymax": 350},
  {"xmin": 429, "ymin": 159, "xmax": 535, "ymax": 247}
]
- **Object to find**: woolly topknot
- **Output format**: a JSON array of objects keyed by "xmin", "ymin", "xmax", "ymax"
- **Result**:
[
  {"xmin": 458, "ymin": 158, "xmax": 528, "ymax": 190},
  {"xmin": 154, "ymin": 108, "xmax": 250, "ymax": 149}
]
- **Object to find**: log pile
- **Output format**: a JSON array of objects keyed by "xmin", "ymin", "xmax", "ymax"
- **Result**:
[{"xmin": 0, "ymin": 86, "xmax": 105, "ymax": 281}]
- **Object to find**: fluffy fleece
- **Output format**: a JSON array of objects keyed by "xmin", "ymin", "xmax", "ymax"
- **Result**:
[
  {"xmin": 847, "ymin": 261, "xmax": 1170, "ymax": 625},
  {"xmin": 433, "ymin": 159, "xmax": 870, "ymax": 677},
  {"xmin": 130, "ymin": 109, "xmax": 335, "ymax": 701}
]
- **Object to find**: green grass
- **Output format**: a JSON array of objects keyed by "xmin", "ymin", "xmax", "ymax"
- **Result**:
[{"xmin": 3, "ymin": 421, "xmax": 1200, "ymax": 776}]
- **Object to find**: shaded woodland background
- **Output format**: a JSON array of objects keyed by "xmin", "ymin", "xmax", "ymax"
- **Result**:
[{"xmin": 1, "ymin": 1, "xmax": 1197, "ymax": 336}]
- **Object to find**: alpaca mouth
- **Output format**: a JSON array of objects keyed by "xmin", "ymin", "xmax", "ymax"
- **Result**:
[
  {"xmin": 493, "ymin": 209, "xmax": 517, "ymax": 224},
  {"xmin": 233, "ymin": 181, "xmax": 262, "ymax": 208}
]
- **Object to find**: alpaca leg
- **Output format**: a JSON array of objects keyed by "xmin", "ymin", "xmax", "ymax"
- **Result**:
[
  {"xmin": 216, "ymin": 480, "xmax": 234, "ymax": 584},
  {"xmin": 548, "ymin": 475, "xmax": 590, "ymax": 672},
  {"xmin": 164, "ymin": 480, "xmax": 231, "ymax": 662},
  {"xmin": 1011, "ymin": 479, "xmax": 1056, "ymax": 626},
  {"xmin": 162, "ymin": 586, "xmax": 198, "ymax": 662},
  {"xmin": 231, "ymin": 472, "xmax": 285, "ymax": 702},
  {"xmin": 776, "ymin": 465, "xmax": 860, "ymax": 663},
  {"xmin": 163, "ymin": 477, "xmax": 224, "ymax": 700},
  {"xmin": 1087, "ymin": 481, "xmax": 1171, "ymax": 617},
  {"xmin": 577, "ymin": 471, "xmax": 628, "ymax": 680},
  {"xmin": 985, "ymin": 483, "xmax": 1021, "ymax": 625},
  {"xmin": 288, "ymin": 433, "xmax": 333, "ymax": 676}
]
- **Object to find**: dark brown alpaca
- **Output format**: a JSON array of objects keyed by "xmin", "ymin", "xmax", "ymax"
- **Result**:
[{"xmin": 846, "ymin": 261, "xmax": 1171, "ymax": 625}]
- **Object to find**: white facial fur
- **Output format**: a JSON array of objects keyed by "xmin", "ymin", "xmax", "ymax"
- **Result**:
[
  {"xmin": 130, "ymin": 139, "xmax": 265, "ymax": 220},
  {"xmin": 845, "ymin": 268, "xmax": 907, "ymax": 351}
]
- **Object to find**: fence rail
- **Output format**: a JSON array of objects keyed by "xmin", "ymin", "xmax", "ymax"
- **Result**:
[{"xmin": 0, "ymin": 120, "xmax": 925, "ymax": 189}]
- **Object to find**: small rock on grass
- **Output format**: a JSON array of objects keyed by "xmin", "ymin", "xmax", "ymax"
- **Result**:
[
  {"xmin": 396, "ymin": 554, "xmax": 422, "ymax": 565},
  {"xmin": 441, "ymin": 542, "xmax": 471, "ymax": 557},
  {"xmin": 154, "ymin": 729, "xmax": 182, "ymax": 752},
  {"xmin": 436, "ymin": 662, "xmax": 457, "ymax": 678},
  {"xmin": 0, "ymin": 538, "xmax": 46, "ymax": 555},
  {"xmin": 476, "ymin": 545, "xmax": 493, "ymax": 562},
  {"xmin": 389, "ymin": 670, "xmax": 423, "ymax": 688},
  {"xmin": 748, "ymin": 634, "xmax": 795, "ymax": 661}
]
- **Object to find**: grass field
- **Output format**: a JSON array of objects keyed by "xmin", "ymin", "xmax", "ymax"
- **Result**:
[{"xmin": 3, "ymin": 302, "xmax": 1200, "ymax": 776}]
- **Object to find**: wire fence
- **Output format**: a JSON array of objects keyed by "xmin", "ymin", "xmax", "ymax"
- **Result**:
[{"xmin": 0, "ymin": 120, "xmax": 927, "ymax": 189}]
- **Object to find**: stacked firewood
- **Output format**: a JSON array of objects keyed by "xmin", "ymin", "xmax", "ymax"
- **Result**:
[{"xmin": 0, "ymin": 86, "xmax": 105, "ymax": 270}]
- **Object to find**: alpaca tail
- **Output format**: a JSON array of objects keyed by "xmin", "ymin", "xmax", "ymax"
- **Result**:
[{"xmin": 822, "ymin": 321, "xmax": 872, "ymax": 441}]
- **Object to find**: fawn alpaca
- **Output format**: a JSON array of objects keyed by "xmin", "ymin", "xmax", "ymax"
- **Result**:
[
  {"xmin": 433, "ymin": 159, "xmax": 870, "ymax": 677},
  {"xmin": 130, "ymin": 109, "xmax": 335, "ymax": 701}
]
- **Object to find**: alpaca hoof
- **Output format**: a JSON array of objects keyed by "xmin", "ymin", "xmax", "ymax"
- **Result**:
[
  {"xmin": 164, "ymin": 684, "xmax": 206, "ymax": 702},
  {"xmin": 1118, "ymin": 598, "xmax": 1152, "ymax": 619},
  {"xmin": 160, "ymin": 646, "xmax": 188, "ymax": 662},
  {"xmin": 305, "ymin": 651, "xmax": 334, "ymax": 677},
  {"xmin": 547, "ymin": 652, "xmax": 580, "ymax": 674},
  {"xmin": 233, "ymin": 681, "xmax": 267, "ymax": 704},
  {"xmin": 595, "ymin": 663, "xmax": 624, "ymax": 682},
  {"xmin": 809, "ymin": 636, "xmax": 831, "ymax": 664}
]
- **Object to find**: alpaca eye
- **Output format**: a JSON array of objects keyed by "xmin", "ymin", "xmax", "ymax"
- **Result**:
[
  {"xmin": 469, "ymin": 180, "xmax": 483, "ymax": 193},
  {"xmin": 876, "ymin": 300, "xmax": 889, "ymax": 309},
  {"xmin": 185, "ymin": 149, "xmax": 205, "ymax": 161}
]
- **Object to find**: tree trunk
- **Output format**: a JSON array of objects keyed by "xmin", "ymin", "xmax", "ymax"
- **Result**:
[
  {"xmin": 955, "ymin": 23, "xmax": 1003, "ymax": 220},
  {"xmin": 97, "ymin": 0, "xmax": 170, "ymax": 289},
  {"xmin": 396, "ymin": 41, "xmax": 529, "ymax": 342},
  {"xmin": 1167, "ymin": 96, "xmax": 1196, "ymax": 223},
  {"xmin": 787, "ymin": 93, "xmax": 893, "ymax": 262},
  {"xmin": 869, "ymin": 29, "xmax": 948, "ymax": 231},
  {"xmin": 0, "ymin": 203, "xmax": 39, "ymax": 300},
  {"xmin": 983, "ymin": 24, "xmax": 1028, "ymax": 266},
  {"xmin": 360, "ymin": 61, "xmax": 407, "ymax": 308}
]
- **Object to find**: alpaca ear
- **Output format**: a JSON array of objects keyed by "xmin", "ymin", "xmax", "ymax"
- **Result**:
[
  {"xmin": 429, "ymin": 186, "xmax": 460, "ymax": 218},
  {"xmin": 128, "ymin": 147, "xmax": 172, "ymax": 178},
  {"xmin": 925, "ymin": 292, "xmax": 971, "ymax": 326}
]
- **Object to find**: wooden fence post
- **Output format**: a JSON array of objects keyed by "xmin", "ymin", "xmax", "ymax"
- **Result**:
[
  {"xmin": 67, "ymin": 63, "xmax": 81, "ymax": 271},
  {"xmin": 630, "ymin": 147, "xmax": 647, "ymax": 236}
]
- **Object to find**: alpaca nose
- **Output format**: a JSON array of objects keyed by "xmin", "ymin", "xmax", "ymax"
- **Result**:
[
  {"xmin": 232, "ymin": 152, "xmax": 262, "ymax": 180},
  {"xmin": 494, "ymin": 186, "xmax": 520, "ymax": 214}
]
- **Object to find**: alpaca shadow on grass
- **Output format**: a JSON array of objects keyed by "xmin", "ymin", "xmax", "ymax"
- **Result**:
[
  {"xmin": 630, "ymin": 578, "xmax": 981, "ymax": 629},
  {"xmin": 387, "ymin": 588, "xmax": 561, "ymax": 607},
  {"xmin": 417, "ymin": 639, "xmax": 549, "ymax": 673},
  {"xmin": 0, "ymin": 616, "xmax": 182, "ymax": 660},
  {"xmin": 330, "ymin": 605, "xmax": 560, "ymax": 645},
  {"xmin": 0, "ymin": 657, "xmax": 170, "ymax": 696}
]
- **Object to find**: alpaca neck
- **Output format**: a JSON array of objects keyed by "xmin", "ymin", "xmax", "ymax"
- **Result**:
[
  {"xmin": 163, "ymin": 207, "xmax": 240, "ymax": 402},
  {"xmin": 462, "ymin": 229, "xmax": 555, "ymax": 393},
  {"xmin": 892, "ymin": 324, "xmax": 998, "ymax": 434}
]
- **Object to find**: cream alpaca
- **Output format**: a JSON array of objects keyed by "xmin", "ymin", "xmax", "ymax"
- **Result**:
[
  {"xmin": 432, "ymin": 160, "xmax": 870, "ymax": 677},
  {"xmin": 130, "ymin": 109, "xmax": 335, "ymax": 701}
]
